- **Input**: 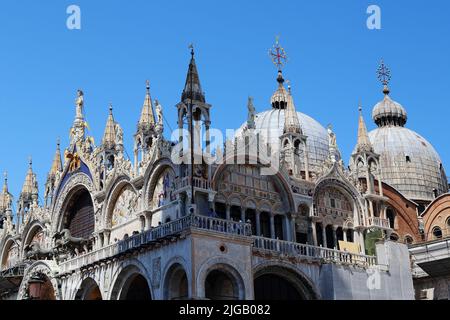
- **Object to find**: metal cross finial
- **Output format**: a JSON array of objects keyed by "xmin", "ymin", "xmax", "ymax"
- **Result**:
[
  {"xmin": 358, "ymin": 100, "xmax": 363, "ymax": 112},
  {"xmin": 56, "ymin": 137, "xmax": 60, "ymax": 147},
  {"xmin": 377, "ymin": 59, "xmax": 391, "ymax": 87},
  {"xmin": 3, "ymin": 171, "xmax": 7, "ymax": 182},
  {"xmin": 188, "ymin": 43, "xmax": 194, "ymax": 57},
  {"xmin": 28, "ymin": 156, "xmax": 32, "ymax": 168},
  {"xmin": 146, "ymin": 80, "xmax": 150, "ymax": 91},
  {"xmin": 269, "ymin": 36, "xmax": 287, "ymax": 71}
]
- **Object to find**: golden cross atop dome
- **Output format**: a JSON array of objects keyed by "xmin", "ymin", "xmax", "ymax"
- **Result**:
[{"xmin": 269, "ymin": 36, "xmax": 288, "ymax": 71}]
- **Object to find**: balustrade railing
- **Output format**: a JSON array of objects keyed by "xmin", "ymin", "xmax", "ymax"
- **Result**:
[
  {"xmin": 191, "ymin": 215, "xmax": 252, "ymax": 237},
  {"xmin": 367, "ymin": 217, "xmax": 391, "ymax": 229},
  {"xmin": 59, "ymin": 214, "xmax": 250, "ymax": 273},
  {"xmin": 176, "ymin": 176, "xmax": 210, "ymax": 190},
  {"xmin": 253, "ymin": 236, "xmax": 377, "ymax": 267},
  {"xmin": 59, "ymin": 214, "xmax": 377, "ymax": 274}
]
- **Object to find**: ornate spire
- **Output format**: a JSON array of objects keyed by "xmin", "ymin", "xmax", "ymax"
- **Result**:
[
  {"xmin": 49, "ymin": 139, "xmax": 62, "ymax": 176},
  {"xmin": 0, "ymin": 172, "xmax": 12, "ymax": 212},
  {"xmin": 356, "ymin": 103, "xmax": 374, "ymax": 153},
  {"xmin": 138, "ymin": 80, "xmax": 156, "ymax": 129},
  {"xmin": 283, "ymin": 87, "xmax": 302, "ymax": 135},
  {"xmin": 21, "ymin": 157, "xmax": 35, "ymax": 195},
  {"xmin": 269, "ymin": 37, "xmax": 289, "ymax": 109},
  {"xmin": 103, "ymin": 103, "xmax": 117, "ymax": 148},
  {"xmin": 181, "ymin": 45, "xmax": 205, "ymax": 103},
  {"xmin": 2, "ymin": 171, "xmax": 7, "ymax": 194}
]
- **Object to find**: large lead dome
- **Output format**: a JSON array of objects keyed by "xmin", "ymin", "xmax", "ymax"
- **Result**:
[
  {"xmin": 368, "ymin": 85, "xmax": 447, "ymax": 202},
  {"xmin": 237, "ymin": 70, "xmax": 329, "ymax": 174}
]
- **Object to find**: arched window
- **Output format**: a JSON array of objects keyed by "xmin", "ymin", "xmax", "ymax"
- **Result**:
[
  {"xmin": 432, "ymin": 226, "xmax": 442, "ymax": 240},
  {"xmin": 404, "ymin": 236, "xmax": 414, "ymax": 245},
  {"xmin": 65, "ymin": 189, "xmax": 94, "ymax": 239},
  {"xmin": 390, "ymin": 233, "xmax": 399, "ymax": 241}
]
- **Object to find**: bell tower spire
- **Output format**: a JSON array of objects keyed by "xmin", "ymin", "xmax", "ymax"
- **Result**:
[{"xmin": 175, "ymin": 45, "xmax": 213, "ymax": 210}]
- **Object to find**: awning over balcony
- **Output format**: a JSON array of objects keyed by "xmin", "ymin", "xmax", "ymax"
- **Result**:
[{"xmin": 417, "ymin": 257, "xmax": 450, "ymax": 277}]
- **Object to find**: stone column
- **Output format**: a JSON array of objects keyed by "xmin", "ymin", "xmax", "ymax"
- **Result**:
[
  {"xmin": 332, "ymin": 226, "xmax": 338, "ymax": 249},
  {"xmin": 343, "ymin": 228, "xmax": 347, "ymax": 242},
  {"xmin": 311, "ymin": 221, "xmax": 318, "ymax": 246},
  {"xmin": 366, "ymin": 169, "xmax": 373, "ymax": 194},
  {"xmin": 304, "ymin": 141, "xmax": 310, "ymax": 181},
  {"xmin": 226, "ymin": 204, "xmax": 231, "ymax": 220},
  {"xmin": 270, "ymin": 215, "xmax": 275, "ymax": 239},
  {"xmin": 256, "ymin": 210, "xmax": 261, "ymax": 237},
  {"xmin": 241, "ymin": 207, "xmax": 246, "ymax": 222},
  {"xmin": 322, "ymin": 224, "xmax": 327, "ymax": 247},
  {"xmin": 290, "ymin": 216, "xmax": 296, "ymax": 242},
  {"xmin": 355, "ymin": 230, "xmax": 365, "ymax": 254},
  {"xmin": 133, "ymin": 145, "xmax": 138, "ymax": 176}
]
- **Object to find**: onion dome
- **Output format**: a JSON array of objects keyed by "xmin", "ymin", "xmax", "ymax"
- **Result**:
[
  {"xmin": 368, "ymin": 61, "xmax": 448, "ymax": 201},
  {"xmin": 372, "ymin": 94, "xmax": 407, "ymax": 127}
]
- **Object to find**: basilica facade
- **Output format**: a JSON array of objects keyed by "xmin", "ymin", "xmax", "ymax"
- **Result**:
[{"xmin": 0, "ymin": 44, "xmax": 447, "ymax": 300}]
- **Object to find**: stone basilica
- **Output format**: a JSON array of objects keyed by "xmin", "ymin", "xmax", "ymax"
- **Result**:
[{"xmin": 0, "ymin": 43, "xmax": 448, "ymax": 300}]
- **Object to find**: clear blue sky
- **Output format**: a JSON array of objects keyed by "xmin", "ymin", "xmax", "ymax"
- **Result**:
[{"xmin": 0, "ymin": 0, "xmax": 449, "ymax": 208}]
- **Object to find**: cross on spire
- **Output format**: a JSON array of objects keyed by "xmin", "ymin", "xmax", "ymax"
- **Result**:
[{"xmin": 269, "ymin": 36, "xmax": 288, "ymax": 71}]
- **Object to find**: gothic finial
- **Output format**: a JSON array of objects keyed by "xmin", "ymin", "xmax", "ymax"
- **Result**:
[
  {"xmin": 28, "ymin": 156, "xmax": 32, "ymax": 168},
  {"xmin": 56, "ymin": 137, "xmax": 60, "ymax": 148},
  {"xmin": 109, "ymin": 102, "xmax": 113, "ymax": 114},
  {"xmin": 356, "ymin": 101, "xmax": 374, "ymax": 153},
  {"xmin": 146, "ymin": 80, "xmax": 150, "ymax": 91},
  {"xmin": 286, "ymin": 80, "xmax": 292, "ymax": 94},
  {"xmin": 377, "ymin": 59, "xmax": 391, "ymax": 95},
  {"xmin": 189, "ymin": 43, "xmax": 194, "ymax": 57}
]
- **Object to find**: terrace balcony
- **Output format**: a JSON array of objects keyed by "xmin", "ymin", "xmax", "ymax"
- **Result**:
[{"xmin": 58, "ymin": 214, "xmax": 377, "ymax": 274}]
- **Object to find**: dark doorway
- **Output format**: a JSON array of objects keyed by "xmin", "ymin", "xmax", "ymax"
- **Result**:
[
  {"xmin": 254, "ymin": 274, "xmax": 303, "ymax": 300},
  {"xmin": 214, "ymin": 203, "xmax": 226, "ymax": 220},
  {"xmin": 316, "ymin": 223, "xmax": 323, "ymax": 247},
  {"xmin": 274, "ymin": 215, "xmax": 284, "ymax": 240},
  {"xmin": 326, "ymin": 225, "xmax": 334, "ymax": 248},
  {"xmin": 260, "ymin": 212, "xmax": 271, "ymax": 238},
  {"xmin": 230, "ymin": 206, "xmax": 241, "ymax": 221},
  {"xmin": 296, "ymin": 232, "xmax": 308, "ymax": 244},
  {"xmin": 121, "ymin": 274, "xmax": 152, "ymax": 300},
  {"xmin": 205, "ymin": 270, "xmax": 238, "ymax": 300},
  {"xmin": 346, "ymin": 229, "xmax": 354, "ymax": 242}
]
